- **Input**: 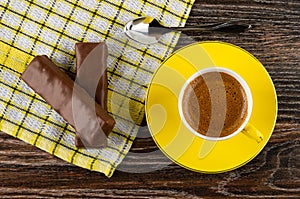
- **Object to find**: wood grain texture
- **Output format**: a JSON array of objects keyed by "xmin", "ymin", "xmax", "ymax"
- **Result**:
[{"xmin": 1, "ymin": 0, "xmax": 299, "ymax": 198}]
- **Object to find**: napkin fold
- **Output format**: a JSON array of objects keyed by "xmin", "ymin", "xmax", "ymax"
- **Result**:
[{"xmin": 0, "ymin": 0, "xmax": 195, "ymax": 177}]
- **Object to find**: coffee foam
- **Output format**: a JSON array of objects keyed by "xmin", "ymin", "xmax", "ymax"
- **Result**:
[{"xmin": 182, "ymin": 72, "xmax": 248, "ymax": 138}]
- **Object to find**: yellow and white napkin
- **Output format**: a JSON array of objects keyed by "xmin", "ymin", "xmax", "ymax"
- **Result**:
[{"xmin": 0, "ymin": 0, "xmax": 195, "ymax": 177}]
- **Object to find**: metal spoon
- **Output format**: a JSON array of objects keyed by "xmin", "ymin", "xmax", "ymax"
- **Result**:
[{"xmin": 124, "ymin": 16, "xmax": 252, "ymax": 44}]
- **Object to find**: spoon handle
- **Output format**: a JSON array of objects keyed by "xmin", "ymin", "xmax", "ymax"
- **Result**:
[{"xmin": 168, "ymin": 21, "xmax": 252, "ymax": 33}]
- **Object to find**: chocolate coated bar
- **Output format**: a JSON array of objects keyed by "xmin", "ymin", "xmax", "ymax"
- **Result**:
[
  {"xmin": 21, "ymin": 55, "xmax": 115, "ymax": 148},
  {"xmin": 74, "ymin": 42, "xmax": 109, "ymax": 147},
  {"xmin": 75, "ymin": 42, "xmax": 108, "ymax": 110}
]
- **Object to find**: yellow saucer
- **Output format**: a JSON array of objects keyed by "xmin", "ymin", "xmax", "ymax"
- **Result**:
[{"xmin": 145, "ymin": 41, "xmax": 277, "ymax": 173}]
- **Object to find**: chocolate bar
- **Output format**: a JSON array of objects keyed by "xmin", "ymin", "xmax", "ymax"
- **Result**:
[
  {"xmin": 75, "ymin": 42, "xmax": 108, "ymax": 110},
  {"xmin": 21, "ymin": 55, "xmax": 115, "ymax": 148},
  {"xmin": 74, "ymin": 42, "xmax": 109, "ymax": 147}
]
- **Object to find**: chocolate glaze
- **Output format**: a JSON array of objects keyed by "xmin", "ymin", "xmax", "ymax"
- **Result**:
[
  {"xmin": 74, "ymin": 42, "xmax": 110, "ymax": 147},
  {"xmin": 21, "ymin": 55, "xmax": 115, "ymax": 148},
  {"xmin": 75, "ymin": 42, "xmax": 108, "ymax": 110}
]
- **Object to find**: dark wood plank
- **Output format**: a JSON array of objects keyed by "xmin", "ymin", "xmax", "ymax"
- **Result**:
[{"xmin": 1, "ymin": 0, "xmax": 300, "ymax": 198}]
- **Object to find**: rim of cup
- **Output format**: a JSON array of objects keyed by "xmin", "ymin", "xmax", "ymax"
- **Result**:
[{"xmin": 178, "ymin": 67, "xmax": 253, "ymax": 141}]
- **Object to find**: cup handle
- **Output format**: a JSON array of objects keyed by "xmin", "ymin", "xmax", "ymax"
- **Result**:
[{"xmin": 241, "ymin": 123, "xmax": 263, "ymax": 143}]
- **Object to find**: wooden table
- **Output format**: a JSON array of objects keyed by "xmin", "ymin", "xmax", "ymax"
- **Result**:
[{"xmin": 1, "ymin": 0, "xmax": 299, "ymax": 198}]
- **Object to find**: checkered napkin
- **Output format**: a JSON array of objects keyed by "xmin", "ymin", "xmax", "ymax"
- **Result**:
[{"xmin": 0, "ymin": 0, "xmax": 195, "ymax": 177}]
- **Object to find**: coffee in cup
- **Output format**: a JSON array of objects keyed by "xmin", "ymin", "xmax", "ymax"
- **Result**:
[{"xmin": 178, "ymin": 67, "xmax": 260, "ymax": 141}]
